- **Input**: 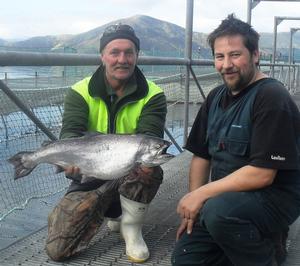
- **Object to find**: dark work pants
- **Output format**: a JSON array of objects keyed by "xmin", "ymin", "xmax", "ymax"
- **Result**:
[{"xmin": 172, "ymin": 190, "xmax": 300, "ymax": 266}]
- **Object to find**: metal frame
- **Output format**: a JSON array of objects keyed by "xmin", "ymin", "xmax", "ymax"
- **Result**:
[
  {"xmin": 183, "ymin": 0, "xmax": 194, "ymax": 144},
  {"xmin": 272, "ymin": 16, "xmax": 300, "ymax": 75},
  {"xmin": 0, "ymin": 51, "xmax": 214, "ymax": 67},
  {"xmin": 289, "ymin": 27, "xmax": 300, "ymax": 65},
  {"xmin": 247, "ymin": 0, "xmax": 300, "ymax": 24},
  {"xmin": 247, "ymin": 0, "xmax": 300, "ymax": 84},
  {"xmin": 289, "ymin": 28, "xmax": 300, "ymax": 90}
]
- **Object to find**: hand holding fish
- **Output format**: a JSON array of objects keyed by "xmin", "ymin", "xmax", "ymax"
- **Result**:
[{"xmin": 64, "ymin": 166, "xmax": 81, "ymax": 179}]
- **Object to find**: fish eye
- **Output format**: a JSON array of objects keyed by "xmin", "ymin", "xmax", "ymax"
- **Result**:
[{"xmin": 155, "ymin": 144, "xmax": 161, "ymax": 149}]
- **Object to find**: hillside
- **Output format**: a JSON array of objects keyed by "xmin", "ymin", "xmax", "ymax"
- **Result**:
[
  {"xmin": 0, "ymin": 38, "xmax": 8, "ymax": 46},
  {"xmin": 1, "ymin": 15, "xmax": 300, "ymax": 59},
  {"xmin": 56, "ymin": 15, "xmax": 211, "ymax": 57}
]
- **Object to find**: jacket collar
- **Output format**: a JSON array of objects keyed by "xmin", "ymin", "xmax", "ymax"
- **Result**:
[{"xmin": 88, "ymin": 64, "xmax": 149, "ymax": 102}]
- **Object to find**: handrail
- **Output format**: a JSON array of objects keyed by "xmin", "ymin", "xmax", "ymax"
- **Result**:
[{"xmin": 0, "ymin": 51, "xmax": 214, "ymax": 67}]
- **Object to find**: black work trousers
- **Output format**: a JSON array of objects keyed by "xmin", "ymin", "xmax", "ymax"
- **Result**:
[{"xmin": 172, "ymin": 190, "xmax": 300, "ymax": 266}]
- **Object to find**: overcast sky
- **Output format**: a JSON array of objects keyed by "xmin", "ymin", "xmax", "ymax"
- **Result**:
[{"xmin": 2, "ymin": 0, "xmax": 300, "ymax": 40}]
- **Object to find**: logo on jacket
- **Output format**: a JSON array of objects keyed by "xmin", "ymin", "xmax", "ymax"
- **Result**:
[
  {"xmin": 271, "ymin": 155, "xmax": 286, "ymax": 161},
  {"xmin": 231, "ymin": 124, "xmax": 242, "ymax": 128}
]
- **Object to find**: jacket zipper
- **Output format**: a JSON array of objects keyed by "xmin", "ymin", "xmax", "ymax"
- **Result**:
[{"xmin": 112, "ymin": 99, "xmax": 138, "ymax": 133}]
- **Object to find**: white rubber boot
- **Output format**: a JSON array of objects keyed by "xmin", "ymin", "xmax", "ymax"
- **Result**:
[
  {"xmin": 106, "ymin": 217, "xmax": 121, "ymax": 232},
  {"xmin": 120, "ymin": 195, "xmax": 149, "ymax": 263}
]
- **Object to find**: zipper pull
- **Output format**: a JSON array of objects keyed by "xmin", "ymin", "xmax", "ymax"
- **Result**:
[{"xmin": 219, "ymin": 141, "xmax": 225, "ymax": 150}]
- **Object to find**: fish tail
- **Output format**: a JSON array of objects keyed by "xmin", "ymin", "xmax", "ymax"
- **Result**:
[{"xmin": 7, "ymin": 151, "xmax": 36, "ymax": 179}]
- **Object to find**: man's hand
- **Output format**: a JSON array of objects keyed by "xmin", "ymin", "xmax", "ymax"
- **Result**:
[
  {"xmin": 139, "ymin": 166, "xmax": 154, "ymax": 175},
  {"xmin": 130, "ymin": 165, "xmax": 155, "ymax": 185},
  {"xmin": 64, "ymin": 166, "xmax": 81, "ymax": 180},
  {"xmin": 177, "ymin": 191, "xmax": 203, "ymax": 220},
  {"xmin": 176, "ymin": 189, "xmax": 205, "ymax": 235},
  {"xmin": 176, "ymin": 218, "xmax": 194, "ymax": 240}
]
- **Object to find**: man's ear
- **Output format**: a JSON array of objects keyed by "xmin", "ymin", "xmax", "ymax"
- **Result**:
[
  {"xmin": 100, "ymin": 54, "xmax": 105, "ymax": 66},
  {"xmin": 253, "ymin": 49, "xmax": 259, "ymax": 65}
]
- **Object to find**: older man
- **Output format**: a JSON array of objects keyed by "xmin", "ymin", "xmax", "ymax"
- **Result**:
[{"xmin": 45, "ymin": 24, "xmax": 167, "ymax": 263}]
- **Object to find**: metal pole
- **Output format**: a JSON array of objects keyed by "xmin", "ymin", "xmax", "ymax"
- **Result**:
[
  {"xmin": 183, "ymin": 0, "xmax": 194, "ymax": 144},
  {"xmin": 289, "ymin": 29, "xmax": 294, "ymax": 90},
  {"xmin": 288, "ymin": 28, "xmax": 300, "ymax": 91},
  {"xmin": 247, "ymin": 0, "xmax": 262, "ymax": 24},
  {"xmin": 0, "ymin": 51, "xmax": 215, "ymax": 67},
  {"xmin": 189, "ymin": 66, "xmax": 206, "ymax": 100},
  {"xmin": 272, "ymin": 17, "xmax": 278, "ymax": 78},
  {"xmin": 247, "ymin": 0, "xmax": 252, "ymax": 24},
  {"xmin": 289, "ymin": 29, "xmax": 294, "ymax": 66},
  {"xmin": 296, "ymin": 65, "xmax": 300, "ymax": 88},
  {"xmin": 164, "ymin": 128, "xmax": 183, "ymax": 153}
]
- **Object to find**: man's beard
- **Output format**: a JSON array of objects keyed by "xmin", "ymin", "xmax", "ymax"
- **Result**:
[
  {"xmin": 222, "ymin": 64, "xmax": 257, "ymax": 94},
  {"xmin": 223, "ymin": 73, "xmax": 249, "ymax": 94}
]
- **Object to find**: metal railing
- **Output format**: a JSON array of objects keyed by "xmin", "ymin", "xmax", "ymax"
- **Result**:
[{"xmin": 1, "ymin": 52, "xmax": 299, "ymax": 139}]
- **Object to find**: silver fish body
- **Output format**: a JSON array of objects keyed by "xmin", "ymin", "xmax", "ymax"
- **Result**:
[{"xmin": 8, "ymin": 134, "xmax": 174, "ymax": 181}]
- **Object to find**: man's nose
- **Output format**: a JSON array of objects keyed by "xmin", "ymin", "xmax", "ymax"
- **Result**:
[
  {"xmin": 223, "ymin": 56, "xmax": 233, "ymax": 68},
  {"xmin": 118, "ymin": 52, "xmax": 127, "ymax": 63}
]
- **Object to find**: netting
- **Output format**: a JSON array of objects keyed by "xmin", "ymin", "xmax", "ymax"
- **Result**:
[
  {"xmin": 0, "ymin": 65, "xmax": 222, "ymax": 243},
  {"xmin": 1, "ymin": 63, "xmax": 297, "ymax": 251},
  {"xmin": 0, "ymin": 87, "xmax": 69, "ymax": 221}
]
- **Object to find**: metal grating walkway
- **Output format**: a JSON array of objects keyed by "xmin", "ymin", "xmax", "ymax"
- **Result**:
[
  {"xmin": 1, "ymin": 150, "xmax": 300, "ymax": 265},
  {"xmin": 0, "ymin": 151, "xmax": 190, "ymax": 266}
]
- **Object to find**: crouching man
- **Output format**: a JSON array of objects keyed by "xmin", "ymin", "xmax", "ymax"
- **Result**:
[{"xmin": 45, "ymin": 23, "xmax": 167, "ymax": 263}]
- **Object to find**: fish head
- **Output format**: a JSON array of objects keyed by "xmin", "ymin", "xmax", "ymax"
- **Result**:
[{"xmin": 137, "ymin": 136, "xmax": 174, "ymax": 167}]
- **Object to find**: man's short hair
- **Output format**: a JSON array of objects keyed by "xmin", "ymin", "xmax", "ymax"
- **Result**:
[{"xmin": 207, "ymin": 14, "xmax": 260, "ymax": 56}]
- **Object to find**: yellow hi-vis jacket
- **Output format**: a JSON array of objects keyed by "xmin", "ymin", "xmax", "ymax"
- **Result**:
[{"xmin": 72, "ymin": 77, "xmax": 163, "ymax": 134}]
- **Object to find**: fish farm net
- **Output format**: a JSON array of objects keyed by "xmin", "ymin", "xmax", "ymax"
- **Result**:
[{"xmin": 0, "ymin": 67, "xmax": 221, "ymax": 249}]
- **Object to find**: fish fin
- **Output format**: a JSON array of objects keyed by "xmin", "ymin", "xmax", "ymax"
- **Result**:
[
  {"xmin": 140, "ymin": 162, "xmax": 156, "ymax": 168},
  {"xmin": 7, "ymin": 151, "xmax": 36, "ymax": 179},
  {"xmin": 82, "ymin": 131, "xmax": 104, "ymax": 137},
  {"xmin": 55, "ymin": 165, "xmax": 65, "ymax": 173},
  {"xmin": 41, "ymin": 140, "xmax": 55, "ymax": 147},
  {"xmin": 81, "ymin": 175, "xmax": 98, "ymax": 184}
]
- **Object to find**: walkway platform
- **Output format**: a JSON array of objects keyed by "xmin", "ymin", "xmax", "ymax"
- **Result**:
[
  {"xmin": 1, "ymin": 150, "xmax": 300, "ymax": 266},
  {"xmin": 0, "ymin": 152, "xmax": 190, "ymax": 266}
]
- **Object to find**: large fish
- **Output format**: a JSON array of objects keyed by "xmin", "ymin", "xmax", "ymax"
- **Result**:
[{"xmin": 8, "ymin": 134, "xmax": 174, "ymax": 182}]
